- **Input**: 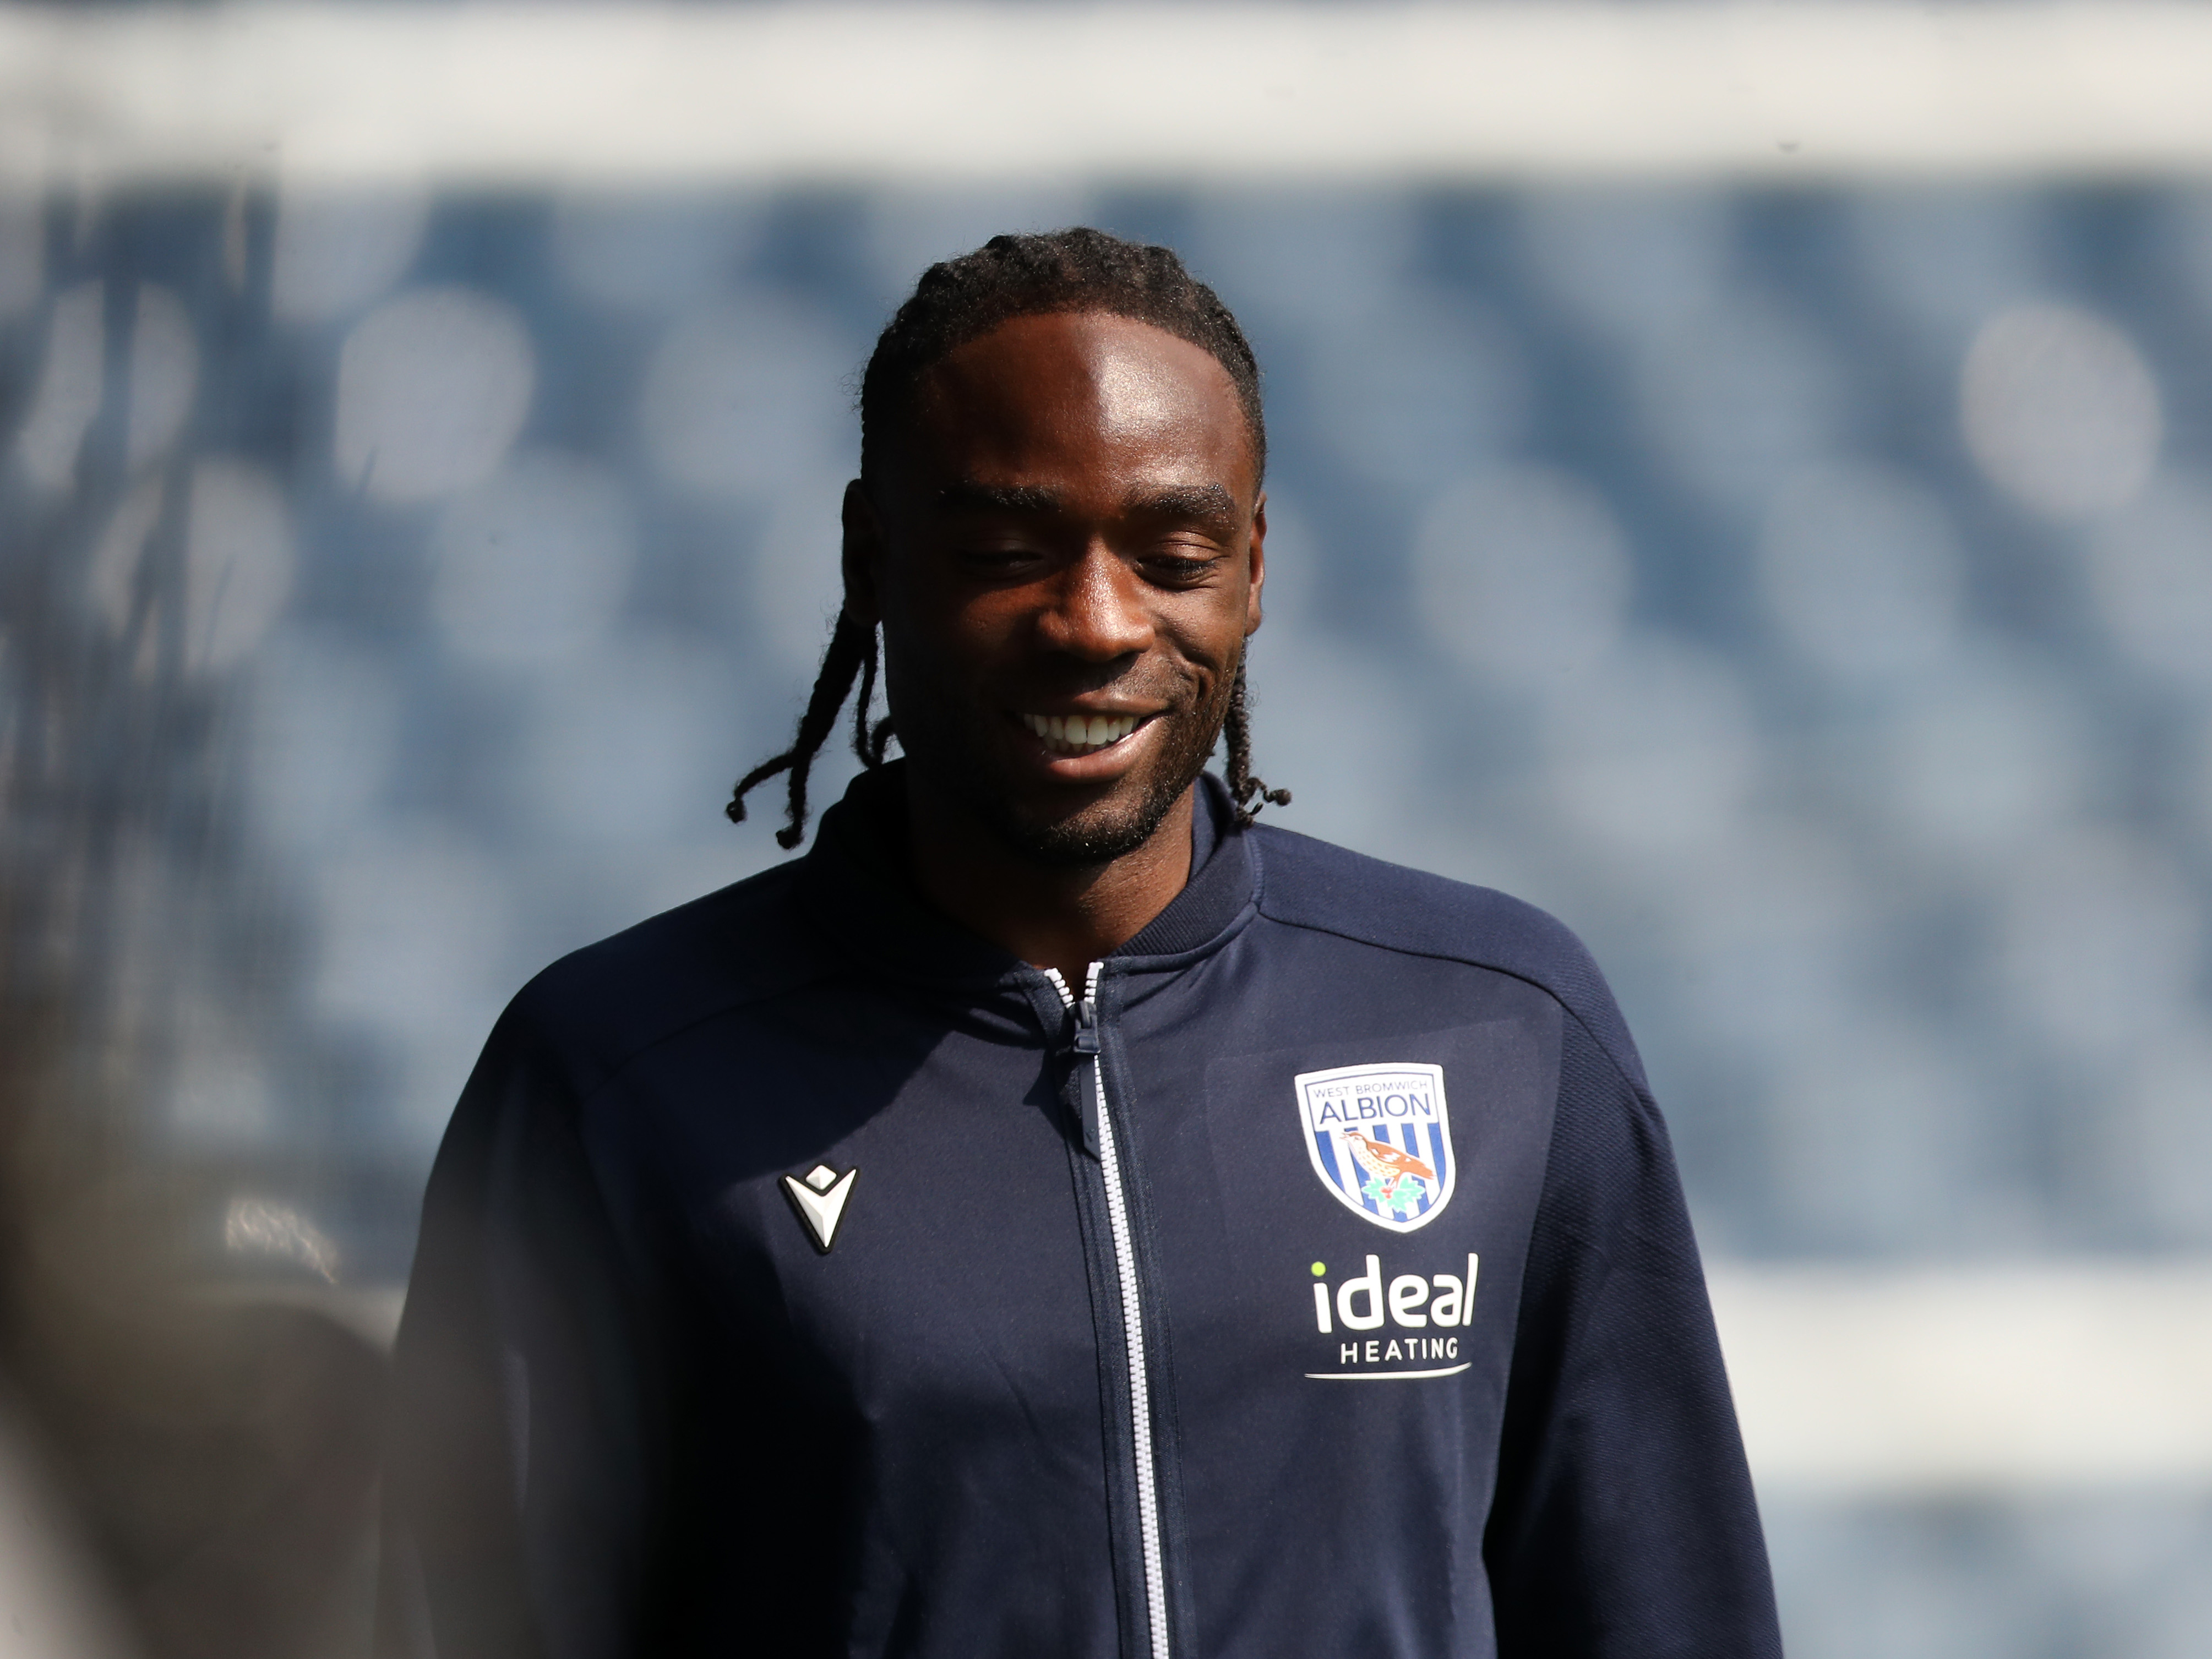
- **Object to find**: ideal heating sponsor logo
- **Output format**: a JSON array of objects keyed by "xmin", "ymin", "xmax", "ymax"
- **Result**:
[{"xmin": 1304, "ymin": 1253, "xmax": 1478, "ymax": 1380}]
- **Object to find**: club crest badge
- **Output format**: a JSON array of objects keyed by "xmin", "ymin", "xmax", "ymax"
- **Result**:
[{"xmin": 1295, "ymin": 1062, "xmax": 1455, "ymax": 1232}]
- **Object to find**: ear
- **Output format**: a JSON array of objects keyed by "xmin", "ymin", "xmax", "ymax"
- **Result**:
[
  {"xmin": 841, "ymin": 479, "xmax": 884, "ymax": 626},
  {"xmin": 1244, "ymin": 493, "xmax": 1267, "ymax": 637}
]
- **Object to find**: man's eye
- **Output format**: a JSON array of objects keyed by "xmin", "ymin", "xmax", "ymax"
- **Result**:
[
  {"xmin": 1143, "ymin": 553, "xmax": 1222, "ymax": 585},
  {"xmin": 961, "ymin": 544, "xmax": 1047, "ymax": 572}
]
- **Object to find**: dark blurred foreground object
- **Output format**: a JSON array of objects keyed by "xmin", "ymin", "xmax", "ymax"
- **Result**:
[
  {"xmin": 0, "ymin": 1388, "xmax": 135, "ymax": 1659},
  {"xmin": 0, "ymin": 1029, "xmax": 390, "ymax": 1659}
]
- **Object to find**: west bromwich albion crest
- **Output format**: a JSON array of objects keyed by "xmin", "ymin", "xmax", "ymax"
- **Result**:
[{"xmin": 1295, "ymin": 1062, "xmax": 1456, "ymax": 1232}]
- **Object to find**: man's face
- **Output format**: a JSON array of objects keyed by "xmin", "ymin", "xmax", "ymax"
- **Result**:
[{"xmin": 848, "ymin": 310, "xmax": 1265, "ymax": 866}]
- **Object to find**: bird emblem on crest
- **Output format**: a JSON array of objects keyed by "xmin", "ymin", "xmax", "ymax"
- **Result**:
[{"xmin": 1338, "ymin": 1128, "xmax": 1437, "ymax": 1218}]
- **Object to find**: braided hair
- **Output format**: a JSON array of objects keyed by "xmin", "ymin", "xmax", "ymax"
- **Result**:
[{"xmin": 726, "ymin": 227, "xmax": 1289, "ymax": 848}]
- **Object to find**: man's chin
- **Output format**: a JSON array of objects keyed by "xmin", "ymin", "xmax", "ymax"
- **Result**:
[
  {"xmin": 989, "ymin": 783, "xmax": 1189, "ymax": 869},
  {"xmin": 906, "ymin": 693, "xmax": 1230, "ymax": 871}
]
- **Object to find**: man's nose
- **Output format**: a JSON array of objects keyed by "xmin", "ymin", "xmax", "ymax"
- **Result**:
[{"xmin": 1038, "ymin": 547, "xmax": 1153, "ymax": 662}]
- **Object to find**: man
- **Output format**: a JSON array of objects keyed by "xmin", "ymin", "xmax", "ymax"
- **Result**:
[{"xmin": 382, "ymin": 229, "xmax": 1781, "ymax": 1658}]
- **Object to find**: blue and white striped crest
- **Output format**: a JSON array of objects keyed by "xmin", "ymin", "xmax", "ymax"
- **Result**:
[{"xmin": 1295, "ymin": 1062, "xmax": 1456, "ymax": 1233}]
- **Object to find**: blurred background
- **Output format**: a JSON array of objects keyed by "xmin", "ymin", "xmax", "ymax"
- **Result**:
[{"xmin": 3, "ymin": 3, "xmax": 2212, "ymax": 1656}]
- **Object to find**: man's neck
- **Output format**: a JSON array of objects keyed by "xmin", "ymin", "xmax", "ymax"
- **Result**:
[{"xmin": 903, "ymin": 778, "xmax": 1196, "ymax": 989}]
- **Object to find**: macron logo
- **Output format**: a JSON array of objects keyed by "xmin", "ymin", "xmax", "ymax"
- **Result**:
[{"xmin": 781, "ymin": 1164, "xmax": 858, "ymax": 1253}]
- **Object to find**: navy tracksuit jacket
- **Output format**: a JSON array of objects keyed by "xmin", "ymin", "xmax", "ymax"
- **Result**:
[{"xmin": 381, "ymin": 766, "xmax": 1783, "ymax": 1658}]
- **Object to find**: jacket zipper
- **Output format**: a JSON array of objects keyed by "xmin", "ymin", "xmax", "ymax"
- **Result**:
[{"xmin": 1046, "ymin": 963, "xmax": 1170, "ymax": 1659}]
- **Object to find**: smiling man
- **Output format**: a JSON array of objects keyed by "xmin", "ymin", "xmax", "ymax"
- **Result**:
[
  {"xmin": 382, "ymin": 231, "xmax": 1781, "ymax": 1659},
  {"xmin": 850, "ymin": 303, "xmax": 1268, "ymax": 986}
]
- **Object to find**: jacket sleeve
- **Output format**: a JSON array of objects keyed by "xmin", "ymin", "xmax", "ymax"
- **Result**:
[
  {"xmin": 377, "ymin": 1003, "xmax": 680, "ymax": 1659},
  {"xmin": 1483, "ymin": 1011, "xmax": 1784, "ymax": 1659}
]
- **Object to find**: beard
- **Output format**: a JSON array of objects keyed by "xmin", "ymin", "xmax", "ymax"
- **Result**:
[{"xmin": 890, "ymin": 651, "xmax": 1238, "ymax": 871}]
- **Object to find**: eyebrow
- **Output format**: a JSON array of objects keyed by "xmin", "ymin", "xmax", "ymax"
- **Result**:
[
  {"xmin": 936, "ymin": 482, "xmax": 1064, "ymax": 515},
  {"xmin": 1130, "ymin": 483, "xmax": 1242, "ymax": 527},
  {"xmin": 935, "ymin": 481, "xmax": 1243, "ymax": 526}
]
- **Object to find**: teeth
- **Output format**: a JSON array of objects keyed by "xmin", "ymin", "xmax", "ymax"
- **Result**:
[{"xmin": 1020, "ymin": 712, "xmax": 1142, "ymax": 755}]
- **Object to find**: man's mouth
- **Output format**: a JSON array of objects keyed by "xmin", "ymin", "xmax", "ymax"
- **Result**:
[{"xmin": 1018, "ymin": 712, "xmax": 1151, "ymax": 757}]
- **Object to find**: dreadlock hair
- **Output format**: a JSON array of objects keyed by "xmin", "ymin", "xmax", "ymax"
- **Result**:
[
  {"xmin": 726, "ymin": 226, "xmax": 1287, "ymax": 845},
  {"xmin": 1222, "ymin": 660, "xmax": 1292, "ymax": 827},
  {"xmin": 724, "ymin": 607, "xmax": 893, "ymax": 849}
]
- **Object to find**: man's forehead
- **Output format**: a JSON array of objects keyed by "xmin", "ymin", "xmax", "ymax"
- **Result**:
[
  {"xmin": 933, "ymin": 478, "xmax": 1243, "ymax": 526},
  {"xmin": 900, "ymin": 311, "xmax": 1256, "ymax": 486},
  {"xmin": 920, "ymin": 313, "xmax": 1235, "ymax": 415}
]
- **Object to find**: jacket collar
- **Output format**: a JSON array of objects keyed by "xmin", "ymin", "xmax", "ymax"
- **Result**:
[{"xmin": 797, "ymin": 761, "xmax": 1258, "ymax": 994}]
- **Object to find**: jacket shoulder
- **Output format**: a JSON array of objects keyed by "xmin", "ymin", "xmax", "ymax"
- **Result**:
[
  {"xmin": 503, "ymin": 858, "xmax": 831, "ymax": 1096},
  {"xmin": 1249, "ymin": 825, "xmax": 1648, "ymax": 1093}
]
